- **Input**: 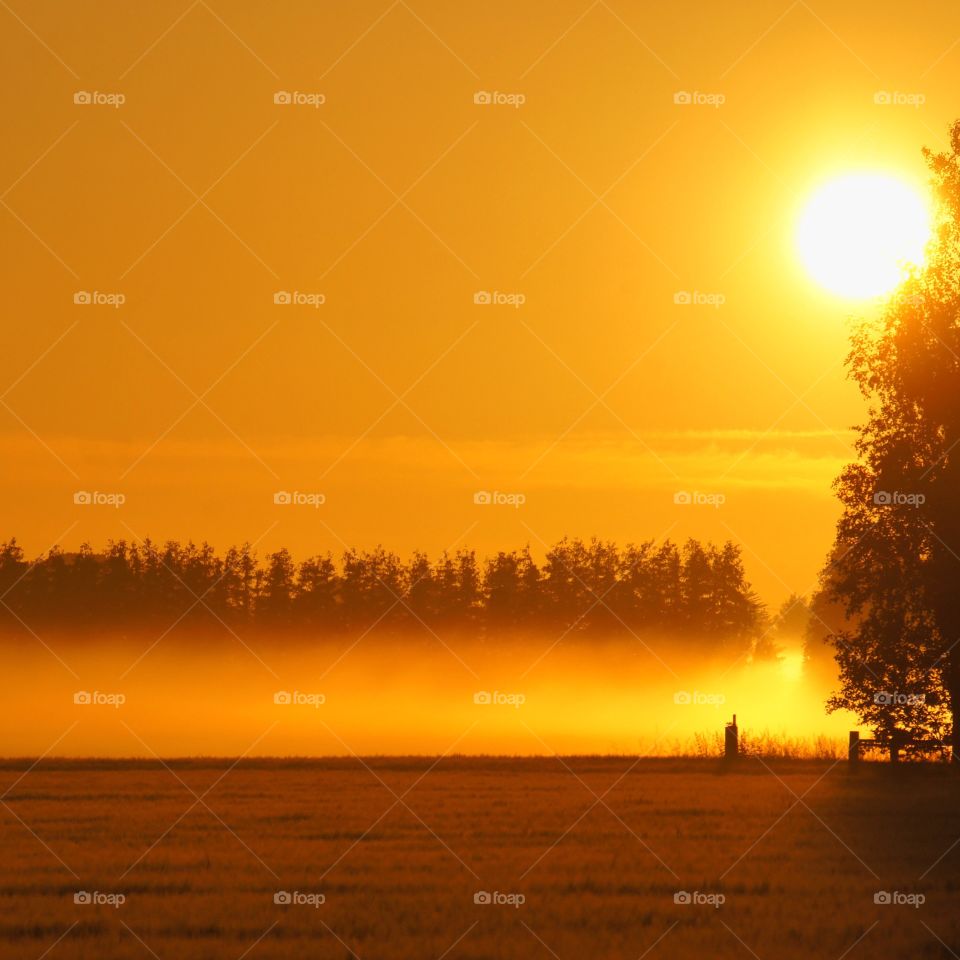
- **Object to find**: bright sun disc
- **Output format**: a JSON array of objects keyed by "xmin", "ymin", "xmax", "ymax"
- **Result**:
[{"xmin": 797, "ymin": 173, "xmax": 931, "ymax": 299}]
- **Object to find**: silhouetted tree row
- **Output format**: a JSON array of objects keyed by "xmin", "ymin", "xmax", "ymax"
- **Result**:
[{"xmin": 0, "ymin": 536, "xmax": 763, "ymax": 646}]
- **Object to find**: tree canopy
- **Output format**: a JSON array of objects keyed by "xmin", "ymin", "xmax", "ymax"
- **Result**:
[
  {"xmin": 0, "ymin": 535, "xmax": 763, "ymax": 650},
  {"xmin": 825, "ymin": 120, "xmax": 960, "ymax": 756}
]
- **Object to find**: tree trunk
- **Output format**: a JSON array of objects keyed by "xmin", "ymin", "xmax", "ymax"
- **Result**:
[
  {"xmin": 950, "ymin": 670, "xmax": 960, "ymax": 766},
  {"xmin": 939, "ymin": 609, "xmax": 960, "ymax": 766},
  {"xmin": 934, "ymin": 580, "xmax": 960, "ymax": 766}
]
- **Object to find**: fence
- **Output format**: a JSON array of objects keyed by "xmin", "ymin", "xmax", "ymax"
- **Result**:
[{"xmin": 848, "ymin": 730, "xmax": 952, "ymax": 766}]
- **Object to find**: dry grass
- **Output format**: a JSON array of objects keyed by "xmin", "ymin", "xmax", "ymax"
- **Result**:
[
  {"xmin": 1, "ymin": 758, "xmax": 958, "ymax": 958},
  {"xmin": 670, "ymin": 729, "xmax": 847, "ymax": 760}
]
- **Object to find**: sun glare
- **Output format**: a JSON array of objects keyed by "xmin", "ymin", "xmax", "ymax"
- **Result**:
[
  {"xmin": 780, "ymin": 652, "xmax": 805, "ymax": 682},
  {"xmin": 797, "ymin": 173, "xmax": 931, "ymax": 299}
]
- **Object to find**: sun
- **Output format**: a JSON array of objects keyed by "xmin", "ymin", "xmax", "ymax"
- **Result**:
[{"xmin": 797, "ymin": 173, "xmax": 931, "ymax": 299}]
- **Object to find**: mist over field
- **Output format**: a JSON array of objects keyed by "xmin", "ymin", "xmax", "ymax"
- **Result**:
[{"xmin": 1, "ymin": 630, "xmax": 853, "ymax": 757}]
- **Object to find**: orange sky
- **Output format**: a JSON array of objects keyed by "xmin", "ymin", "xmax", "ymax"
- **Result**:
[{"xmin": 3, "ymin": 0, "xmax": 960, "ymax": 604}]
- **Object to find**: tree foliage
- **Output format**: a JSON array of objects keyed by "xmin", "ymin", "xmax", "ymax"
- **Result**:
[
  {"xmin": 0, "ymin": 535, "xmax": 763, "ymax": 649},
  {"xmin": 825, "ymin": 121, "xmax": 960, "ymax": 753}
]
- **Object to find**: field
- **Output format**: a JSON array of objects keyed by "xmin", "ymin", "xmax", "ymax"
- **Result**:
[{"xmin": 1, "ymin": 758, "xmax": 958, "ymax": 959}]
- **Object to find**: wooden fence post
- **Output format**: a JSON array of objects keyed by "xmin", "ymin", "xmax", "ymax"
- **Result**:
[
  {"xmin": 848, "ymin": 731, "xmax": 860, "ymax": 769},
  {"xmin": 724, "ymin": 714, "xmax": 738, "ymax": 760}
]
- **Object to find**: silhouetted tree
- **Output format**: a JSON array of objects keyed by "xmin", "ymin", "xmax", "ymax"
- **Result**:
[
  {"xmin": 295, "ymin": 553, "xmax": 339, "ymax": 626},
  {"xmin": 681, "ymin": 540, "xmax": 714, "ymax": 636},
  {"xmin": 261, "ymin": 548, "xmax": 297, "ymax": 622},
  {"xmin": 406, "ymin": 550, "xmax": 440, "ymax": 622},
  {"xmin": 222, "ymin": 544, "xmax": 259, "ymax": 619},
  {"xmin": 708, "ymin": 542, "xmax": 763, "ymax": 651},
  {"xmin": 0, "ymin": 539, "xmax": 27, "ymax": 613},
  {"xmin": 340, "ymin": 547, "xmax": 406, "ymax": 629},
  {"xmin": 650, "ymin": 541, "xmax": 683, "ymax": 627},
  {"xmin": 542, "ymin": 538, "xmax": 621, "ymax": 631},
  {"xmin": 483, "ymin": 547, "xmax": 540, "ymax": 628},
  {"xmin": 825, "ymin": 120, "xmax": 960, "ymax": 756},
  {"xmin": 754, "ymin": 594, "xmax": 811, "ymax": 663}
]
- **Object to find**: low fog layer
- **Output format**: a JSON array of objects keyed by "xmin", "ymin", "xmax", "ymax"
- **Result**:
[{"xmin": 1, "ymin": 631, "xmax": 853, "ymax": 757}]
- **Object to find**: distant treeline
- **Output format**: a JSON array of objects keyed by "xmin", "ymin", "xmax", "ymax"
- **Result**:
[{"xmin": 0, "ymin": 537, "xmax": 763, "ymax": 645}]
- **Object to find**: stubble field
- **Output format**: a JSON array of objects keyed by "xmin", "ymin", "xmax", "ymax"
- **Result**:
[{"xmin": 1, "ymin": 758, "xmax": 958, "ymax": 959}]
